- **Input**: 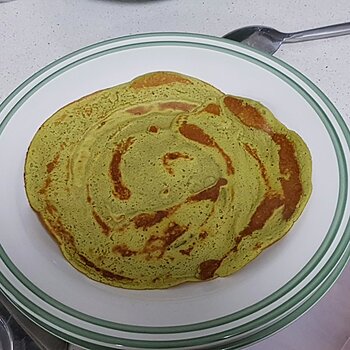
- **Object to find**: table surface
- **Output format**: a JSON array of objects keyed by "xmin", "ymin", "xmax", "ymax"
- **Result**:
[{"xmin": 0, "ymin": 1, "xmax": 350, "ymax": 349}]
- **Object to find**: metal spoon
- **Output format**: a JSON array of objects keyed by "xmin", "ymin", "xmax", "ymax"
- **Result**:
[{"xmin": 223, "ymin": 22, "xmax": 350, "ymax": 54}]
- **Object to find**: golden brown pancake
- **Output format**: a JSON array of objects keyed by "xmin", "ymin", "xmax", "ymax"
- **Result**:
[{"xmin": 24, "ymin": 72, "xmax": 312, "ymax": 289}]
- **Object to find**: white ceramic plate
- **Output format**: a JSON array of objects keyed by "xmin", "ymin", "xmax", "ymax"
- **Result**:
[{"xmin": 0, "ymin": 33, "xmax": 349, "ymax": 350}]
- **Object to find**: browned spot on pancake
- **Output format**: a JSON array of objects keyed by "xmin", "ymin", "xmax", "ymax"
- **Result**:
[
  {"xmin": 244, "ymin": 143, "xmax": 270, "ymax": 189},
  {"xmin": 199, "ymin": 259, "xmax": 222, "ymax": 280},
  {"xmin": 78, "ymin": 254, "xmax": 132, "ymax": 281},
  {"xmin": 254, "ymin": 242, "xmax": 263, "ymax": 250},
  {"xmin": 92, "ymin": 210, "xmax": 111, "ymax": 236},
  {"xmin": 38, "ymin": 177, "xmax": 52, "ymax": 195},
  {"xmin": 164, "ymin": 223, "xmax": 188, "ymax": 246},
  {"xmin": 143, "ymin": 223, "xmax": 188, "ymax": 258},
  {"xmin": 112, "ymin": 244, "xmax": 137, "ymax": 257},
  {"xmin": 179, "ymin": 122, "xmax": 234, "ymax": 175},
  {"xmin": 133, "ymin": 210, "xmax": 169, "ymax": 230},
  {"xmin": 234, "ymin": 194, "xmax": 284, "ymax": 248},
  {"xmin": 199, "ymin": 231, "xmax": 208, "ymax": 239},
  {"xmin": 189, "ymin": 178, "xmax": 227, "ymax": 202},
  {"xmin": 180, "ymin": 246, "xmax": 193, "ymax": 256},
  {"xmin": 272, "ymin": 133, "xmax": 302, "ymax": 220},
  {"xmin": 165, "ymin": 152, "xmax": 190, "ymax": 161},
  {"xmin": 180, "ymin": 122, "xmax": 215, "ymax": 146},
  {"xmin": 162, "ymin": 152, "xmax": 192, "ymax": 175},
  {"xmin": 225, "ymin": 96, "xmax": 303, "ymax": 221},
  {"xmin": 158, "ymin": 101, "xmax": 196, "ymax": 112},
  {"xmin": 130, "ymin": 72, "xmax": 191, "ymax": 89},
  {"xmin": 50, "ymin": 218, "xmax": 74, "ymax": 244},
  {"xmin": 127, "ymin": 106, "xmax": 152, "ymax": 115},
  {"xmin": 203, "ymin": 103, "xmax": 221, "ymax": 115},
  {"xmin": 110, "ymin": 137, "xmax": 134, "ymax": 200},
  {"xmin": 86, "ymin": 185, "xmax": 92, "ymax": 204},
  {"xmin": 224, "ymin": 96, "xmax": 271, "ymax": 133},
  {"xmin": 149, "ymin": 125, "xmax": 159, "ymax": 133},
  {"xmin": 45, "ymin": 203, "xmax": 57, "ymax": 215}
]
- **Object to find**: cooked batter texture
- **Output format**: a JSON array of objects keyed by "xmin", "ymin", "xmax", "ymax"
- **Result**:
[{"xmin": 24, "ymin": 72, "xmax": 312, "ymax": 289}]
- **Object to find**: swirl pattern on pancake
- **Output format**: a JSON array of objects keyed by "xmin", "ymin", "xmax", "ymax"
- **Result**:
[{"xmin": 24, "ymin": 72, "xmax": 312, "ymax": 289}]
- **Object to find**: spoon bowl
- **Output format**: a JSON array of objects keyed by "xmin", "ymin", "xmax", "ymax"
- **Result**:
[
  {"xmin": 224, "ymin": 26, "xmax": 286, "ymax": 54},
  {"xmin": 223, "ymin": 22, "xmax": 350, "ymax": 54}
]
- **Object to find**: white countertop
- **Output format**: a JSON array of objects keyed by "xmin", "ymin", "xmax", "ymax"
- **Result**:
[{"xmin": 1, "ymin": 1, "xmax": 349, "ymax": 349}]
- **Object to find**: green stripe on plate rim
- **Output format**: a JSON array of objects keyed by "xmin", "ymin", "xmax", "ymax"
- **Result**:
[{"xmin": 0, "ymin": 33, "xmax": 349, "ymax": 344}]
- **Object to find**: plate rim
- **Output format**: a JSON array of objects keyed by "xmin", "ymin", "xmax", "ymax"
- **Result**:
[{"xmin": 0, "ymin": 32, "xmax": 349, "ymax": 347}]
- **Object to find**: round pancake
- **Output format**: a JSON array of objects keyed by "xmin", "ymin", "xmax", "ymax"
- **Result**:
[{"xmin": 24, "ymin": 72, "xmax": 312, "ymax": 289}]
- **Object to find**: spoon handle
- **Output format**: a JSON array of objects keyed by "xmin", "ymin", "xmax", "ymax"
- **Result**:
[{"xmin": 285, "ymin": 22, "xmax": 350, "ymax": 43}]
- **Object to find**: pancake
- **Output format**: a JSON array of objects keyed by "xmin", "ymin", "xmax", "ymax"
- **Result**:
[{"xmin": 24, "ymin": 71, "xmax": 312, "ymax": 289}]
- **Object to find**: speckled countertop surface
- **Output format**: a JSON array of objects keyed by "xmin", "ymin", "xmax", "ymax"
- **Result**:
[{"xmin": 0, "ymin": 1, "xmax": 350, "ymax": 349}]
